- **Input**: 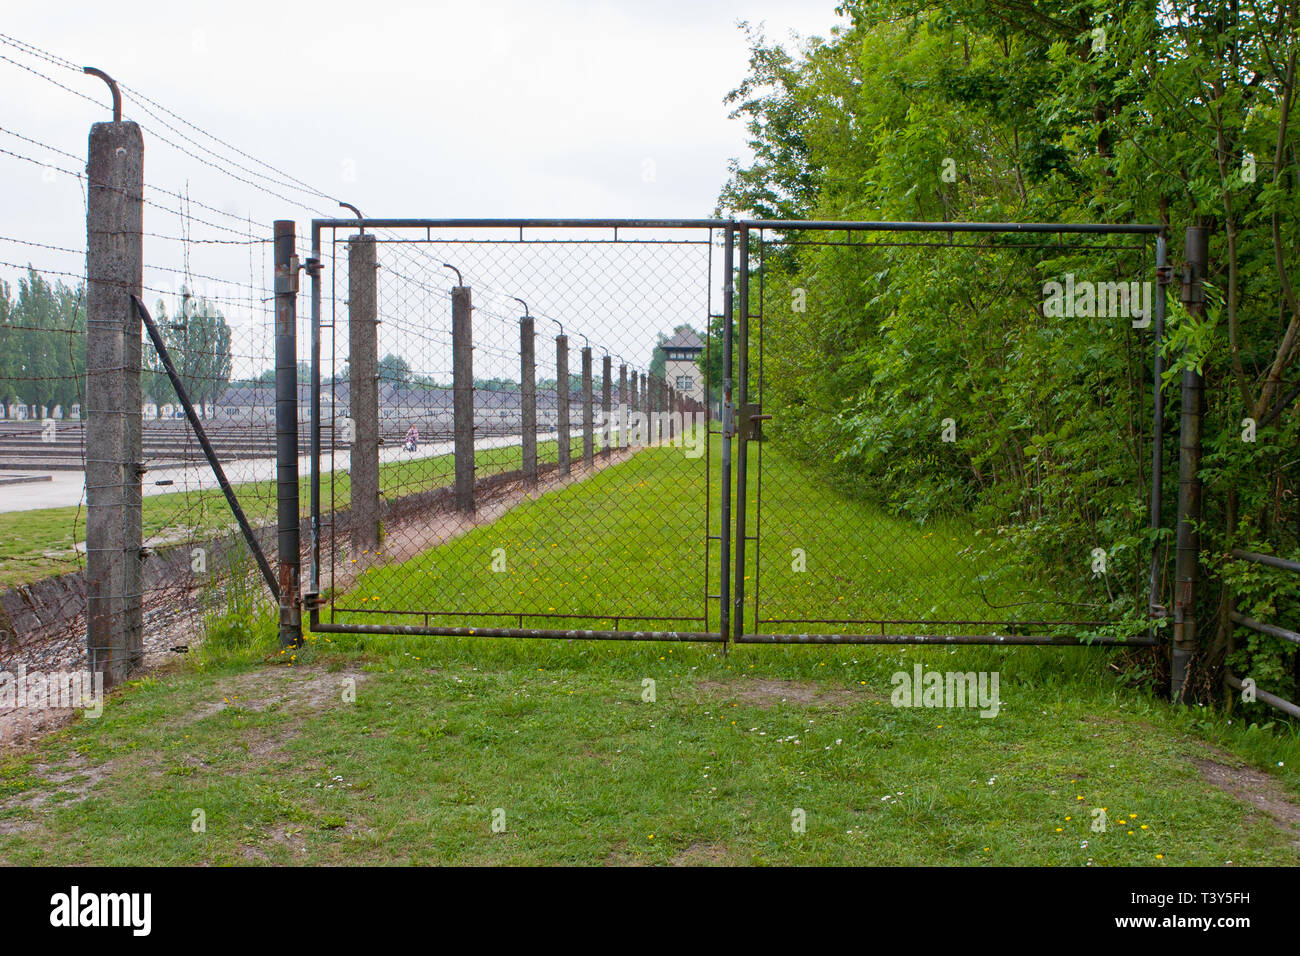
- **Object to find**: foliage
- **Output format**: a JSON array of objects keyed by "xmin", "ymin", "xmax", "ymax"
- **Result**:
[
  {"xmin": 144, "ymin": 287, "xmax": 233, "ymax": 408},
  {"xmin": 0, "ymin": 268, "xmax": 85, "ymax": 412},
  {"xmin": 719, "ymin": 0, "xmax": 1300, "ymax": 701}
]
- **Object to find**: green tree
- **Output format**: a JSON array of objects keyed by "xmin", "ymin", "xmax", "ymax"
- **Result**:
[
  {"xmin": 378, "ymin": 352, "xmax": 413, "ymax": 385},
  {"xmin": 144, "ymin": 287, "xmax": 232, "ymax": 410},
  {"xmin": 718, "ymin": 0, "xmax": 1300, "ymax": 697},
  {"xmin": 2, "ymin": 268, "xmax": 85, "ymax": 414}
]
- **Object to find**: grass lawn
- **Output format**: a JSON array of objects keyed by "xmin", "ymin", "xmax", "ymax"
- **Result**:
[
  {"xmin": 1, "ymin": 442, "xmax": 1297, "ymax": 865},
  {"xmin": 0, "ymin": 435, "xmax": 581, "ymax": 589}
]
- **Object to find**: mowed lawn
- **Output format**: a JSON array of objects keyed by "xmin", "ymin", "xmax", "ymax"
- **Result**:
[{"xmin": 1, "ymin": 444, "xmax": 1297, "ymax": 865}]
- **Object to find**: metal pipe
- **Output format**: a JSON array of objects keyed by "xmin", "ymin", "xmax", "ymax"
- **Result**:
[
  {"xmin": 338, "ymin": 202, "xmax": 365, "ymax": 235},
  {"xmin": 82, "ymin": 67, "xmax": 122, "ymax": 122},
  {"xmin": 132, "ymin": 296, "xmax": 279, "ymax": 601},
  {"xmin": 1225, "ymin": 672, "xmax": 1300, "ymax": 719},
  {"xmin": 732, "ymin": 224, "xmax": 750, "ymax": 644},
  {"xmin": 308, "ymin": 226, "xmax": 322, "ymax": 614},
  {"xmin": 1171, "ymin": 225, "xmax": 1207, "ymax": 702},
  {"xmin": 719, "ymin": 225, "xmax": 734, "ymax": 649},
  {"xmin": 1147, "ymin": 233, "xmax": 1169, "ymax": 635},
  {"xmin": 1229, "ymin": 549, "xmax": 1300, "ymax": 574},
  {"xmin": 308, "ymin": 217, "xmax": 1164, "ymax": 235},
  {"xmin": 1229, "ymin": 612, "xmax": 1300, "ymax": 646},
  {"xmin": 314, "ymin": 218, "xmax": 731, "ymax": 231},
  {"xmin": 741, "ymin": 220, "xmax": 1165, "ymax": 235},
  {"xmin": 737, "ymin": 632, "xmax": 1161, "ymax": 646},
  {"xmin": 311, "ymin": 622, "xmax": 724, "ymax": 642}
]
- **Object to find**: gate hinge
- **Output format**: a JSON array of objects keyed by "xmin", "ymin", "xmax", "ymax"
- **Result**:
[
  {"xmin": 303, "ymin": 257, "xmax": 322, "ymax": 279},
  {"xmin": 1155, "ymin": 264, "xmax": 1174, "ymax": 286}
]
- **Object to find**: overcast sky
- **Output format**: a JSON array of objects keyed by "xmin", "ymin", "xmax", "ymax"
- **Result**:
[{"xmin": 2, "ymin": 0, "xmax": 843, "ymax": 381}]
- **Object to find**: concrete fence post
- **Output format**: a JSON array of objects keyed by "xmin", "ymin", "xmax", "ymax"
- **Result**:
[
  {"xmin": 520, "ymin": 316, "xmax": 537, "ymax": 487},
  {"xmin": 601, "ymin": 353, "xmax": 612, "ymax": 457},
  {"xmin": 640, "ymin": 372, "xmax": 649, "ymax": 443},
  {"xmin": 668, "ymin": 385, "xmax": 676, "ymax": 443},
  {"xmin": 581, "ymin": 346, "xmax": 594, "ymax": 466},
  {"xmin": 556, "ymin": 334, "xmax": 570, "ymax": 477},
  {"xmin": 662, "ymin": 379, "xmax": 670, "ymax": 444},
  {"xmin": 85, "ymin": 118, "xmax": 144, "ymax": 687},
  {"xmin": 655, "ymin": 374, "xmax": 662, "ymax": 444},
  {"xmin": 274, "ymin": 221, "xmax": 303, "ymax": 647},
  {"xmin": 452, "ymin": 285, "xmax": 475, "ymax": 512},
  {"xmin": 348, "ymin": 234, "xmax": 380, "ymax": 556},
  {"xmin": 618, "ymin": 363, "xmax": 628, "ymax": 450}
]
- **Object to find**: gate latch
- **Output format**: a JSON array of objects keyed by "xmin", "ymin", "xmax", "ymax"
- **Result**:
[{"xmin": 738, "ymin": 404, "xmax": 771, "ymax": 442}]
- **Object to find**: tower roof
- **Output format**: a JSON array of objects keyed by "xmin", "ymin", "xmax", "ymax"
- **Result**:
[{"xmin": 661, "ymin": 328, "xmax": 703, "ymax": 351}]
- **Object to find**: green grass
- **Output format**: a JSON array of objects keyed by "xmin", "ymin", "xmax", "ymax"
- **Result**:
[
  {"xmin": 1, "ymin": 441, "xmax": 1297, "ymax": 865},
  {"xmin": 329, "ymin": 442, "xmax": 1053, "ymax": 634},
  {"xmin": 0, "ymin": 435, "xmax": 581, "ymax": 589}
]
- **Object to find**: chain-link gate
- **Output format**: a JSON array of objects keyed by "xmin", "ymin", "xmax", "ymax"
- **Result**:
[
  {"xmin": 305, "ymin": 219, "xmax": 733, "ymax": 642},
  {"xmin": 731, "ymin": 221, "xmax": 1169, "ymax": 646},
  {"xmin": 298, "ymin": 217, "xmax": 1170, "ymax": 649}
]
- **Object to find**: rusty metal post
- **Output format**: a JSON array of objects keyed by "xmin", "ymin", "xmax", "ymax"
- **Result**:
[
  {"xmin": 520, "ymin": 315, "xmax": 537, "ymax": 487},
  {"xmin": 452, "ymin": 285, "xmax": 475, "ymax": 512},
  {"xmin": 274, "ymin": 220, "xmax": 302, "ymax": 648},
  {"xmin": 1172, "ymin": 225, "xmax": 1207, "ymax": 703},
  {"xmin": 601, "ymin": 353, "xmax": 612, "ymax": 458},
  {"xmin": 556, "ymin": 334, "xmax": 571, "ymax": 477},
  {"xmin": 85, "ymin": 116, "xmax": 144, "ymax": 686},
  {"xmin": 348, "ymin": 234, "xmax": 380, "ymax": 556},
  {"xmin": 581, "ymin": 345, "xmax": 594, "ymax": 466}
]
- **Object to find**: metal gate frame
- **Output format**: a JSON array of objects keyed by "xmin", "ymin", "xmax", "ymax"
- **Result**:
[
  {"xmin": 730, "ymin": 219, "xmax": 1169, "ymax": 648},
  {"xmin": 285, "ymin": 216, "xmax": 1171, "ymax": 649},
  {"xmin": 303, "ymin": 218, "xmax": 735, "ymax": 644}
]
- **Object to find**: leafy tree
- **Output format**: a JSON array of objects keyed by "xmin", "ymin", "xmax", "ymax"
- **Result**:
[
  {"xmin": 0, "ymin": 268, "xmax": 85, "ymax": 413},
  {"xmin": 718, "ymin": 0, "xmax": 1300, "ymax": 698},
  {"xmin": 378, "ymin": 352, "xmax": 413, "ymax": 385},
  {"xmin": 144, "ymin": 288, "xmax": 232, "ymax": 410}
]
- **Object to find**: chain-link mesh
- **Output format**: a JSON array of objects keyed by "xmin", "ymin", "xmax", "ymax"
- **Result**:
[
  {"xmin": 316, "ymin": 224, "xmax": 725, "ymax": 637},
  {"xmin": 133, "ymin": 227, "xmax": 287, "ymax": 654},
  {"xmin": 737, "ymin": 225, "xmax": 1162, "ymax": 642}
]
